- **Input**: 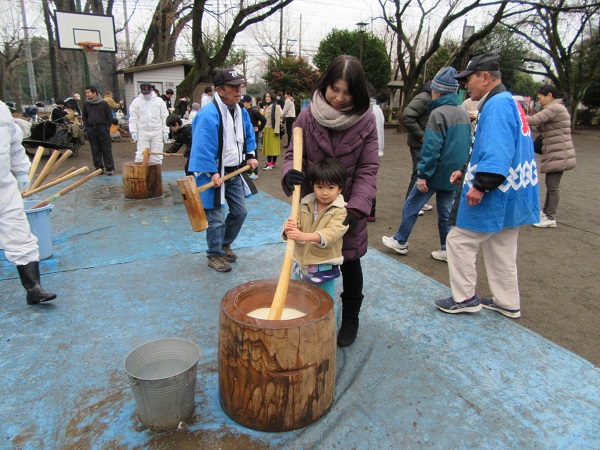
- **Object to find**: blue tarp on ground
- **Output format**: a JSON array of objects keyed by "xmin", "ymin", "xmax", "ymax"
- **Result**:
[{"xmin": 1, "ymin": 172, "xmax": 599, "ymax": 449}]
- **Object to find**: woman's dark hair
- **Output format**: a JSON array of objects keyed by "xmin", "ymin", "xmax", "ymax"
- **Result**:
[
  {"xmin": 263, "ymin": 91, "xmax": 275, "ymax": 104},
  {"xmin": 537, "ymin": 84, "xmax": 563, "ymax": 99},
  {"xmin": 311, "ymin": 55, "xmax": 370, "ymax": 116},
  {"xmin": 307, "ymin": 158, "xmax": 347, "ymax": 188}
]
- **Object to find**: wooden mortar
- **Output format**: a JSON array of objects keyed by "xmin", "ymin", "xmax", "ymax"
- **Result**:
[{"xmin": 218, "ymin": 279, "xmax": 336, "ymax": 432}]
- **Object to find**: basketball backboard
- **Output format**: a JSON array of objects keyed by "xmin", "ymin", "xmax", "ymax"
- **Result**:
[{"xmin": 54, "ymin": 11, "xmax": 117, "ymax": 52}]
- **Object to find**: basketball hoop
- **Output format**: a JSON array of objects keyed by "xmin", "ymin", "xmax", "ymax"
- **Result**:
[{"xmin": 77, "ymin": 41, "xmax": 103, "ymax": 66}]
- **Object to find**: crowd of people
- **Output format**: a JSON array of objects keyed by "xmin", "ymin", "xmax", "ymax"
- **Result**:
[{"xmin": 3, "ymin": 53, "xmax": 575, "ymax": 351}]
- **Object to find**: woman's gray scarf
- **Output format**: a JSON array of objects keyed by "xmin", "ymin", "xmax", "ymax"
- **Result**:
[{"xmin": 310, "ymin": 91, "xmax": 366, "ymax": 131}]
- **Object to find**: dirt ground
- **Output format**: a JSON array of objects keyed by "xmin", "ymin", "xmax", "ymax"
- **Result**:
[{"xmin": 39, "ymin": 127, "xmax": 599, "ymax": 367}]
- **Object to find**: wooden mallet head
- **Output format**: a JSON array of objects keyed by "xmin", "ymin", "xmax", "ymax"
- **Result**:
[{"xmin": 177, "ymin": 165, "xmax": 251, "ymax": 232}]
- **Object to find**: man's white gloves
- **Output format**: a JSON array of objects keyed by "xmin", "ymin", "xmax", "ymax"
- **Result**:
[{"xmin": 16, "ymin": 171, "xmax": 30, "ymax": 191}]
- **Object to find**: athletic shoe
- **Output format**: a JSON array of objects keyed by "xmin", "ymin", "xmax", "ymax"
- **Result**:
[
  {"xmin": 222, "ymin": 245, "xmax": 237, "ymax": 262},
  {"xmin": 421, "ymin": 204, "xmax": 433, "ymax": 211},
  {"xmin": 418, "ymin": 210, "xmax": 424, "ymax": 216},
  {"xmin": 262, "ymin": 164, "xmax": 273, "ymax": 170},
  {"xmin": 533, "ymin": 218, "xmax": 557, "ymax": 228},
  {"xmin": 435, "ymin": 295, "xmax": 482, "ymax": 314},
  {"xmin": 106, "ymin": 170, "xmax": 115, "ymax": 176},
  {"xmin": 271, "ymin": 162, "xmax": 277, "ymax": 168},
  {"xmin": 480, "ymin": 296, "xmax": 521, "ymax": 318},
  {"xmin": 382, "ymin": 236, "xmax": 409, "ymax": 255},
  {"xmin": 208, "ymin": 255, "xmax": 232, "ymax": 272},
  {"xmin": 367, "ymin": 216, "xmax": 376, "ymax": 222},
  {"xmin": 431, "ymin": 249, "xmax": 447, "ymax": 261},
  {"xmin": 248, "ymin": 173, "xmax": 258, "ymax": 180}
]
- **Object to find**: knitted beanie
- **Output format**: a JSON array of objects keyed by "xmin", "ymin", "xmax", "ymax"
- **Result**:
[{"xmin": 431, "ymin": 67, "xmax": 459, "ymax": 94}]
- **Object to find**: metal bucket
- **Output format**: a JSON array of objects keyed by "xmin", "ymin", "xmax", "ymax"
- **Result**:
[
  {"xmin": 22, "ymin": 198, "xmax": 53, "ymax": 260},
  {"xmin": 124, "ymin": 338, "xmax": 200, "ymax": 429}
]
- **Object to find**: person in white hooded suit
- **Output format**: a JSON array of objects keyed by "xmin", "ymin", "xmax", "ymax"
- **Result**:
[
  {"xmin": 0, "ymin": 100, "xmax": 57, "ymax": 305},
  {"xmin": 128, "ymin": 82, "xmax": 170, "ymax": 164}
]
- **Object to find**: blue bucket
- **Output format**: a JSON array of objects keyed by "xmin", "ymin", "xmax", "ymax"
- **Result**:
[{"xmin": 22, "ymin": 199, "xmax": 54, "ymax": 260}]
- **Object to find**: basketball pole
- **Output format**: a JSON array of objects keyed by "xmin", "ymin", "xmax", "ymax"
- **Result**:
[{"xmin": 82, "ymin": 52, "xmax": 91, "ymax": 87}]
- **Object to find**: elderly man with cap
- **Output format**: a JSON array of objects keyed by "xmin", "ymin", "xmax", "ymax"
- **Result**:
[
  {"xmin": 128, "ymin": 82, "xmax": 170, "ymax": 165},
  {"xmin": 382, "ymin": 67, "xmax": 471, "ymax": 261},
  {"xmin": 434, "ymin": 54, "xmax": 540, "ymax": 319},
  {"xmin": 188, "ymin": 68, "xmax": 259, "ymax": 272}
]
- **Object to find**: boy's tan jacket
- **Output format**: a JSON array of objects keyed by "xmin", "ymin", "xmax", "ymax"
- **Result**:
[{"xmin": 282, "ymin": 193, "xmax": 348, "ymax": 266}]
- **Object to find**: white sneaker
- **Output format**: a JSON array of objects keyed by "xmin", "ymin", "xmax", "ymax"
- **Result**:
[
  {"xmin": 533, "ymin": 218, "xmax": 557, "ymax": 228},
  {"xmin": 421, "ymin": 204, "xmax": 433, "ymax": 211},
  {"xmin": 431, "ymin": 249, "xmax": 447, "ymax": 261},
  {"xmin": 418, "ymin": 210, "xmax": 424, "ymax": 216},
  {"xmin": 382, "ymin": 236, "xmax": 409, "ymax": 255}
]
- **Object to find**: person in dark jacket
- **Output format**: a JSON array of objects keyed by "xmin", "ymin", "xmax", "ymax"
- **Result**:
[
  {"xmin": 160, "ymin": 89, "xmax": 174, "ymax": 111},
  {"xmin": 82, "ymin": 85, "xmax": 115, "ymax": 175},
  {"xmin": 165, "ymin": 114, "xmax": 193, "ymax": 175},
  {"xmin": 281, "ymin": 55, "xmax": 380, "ymax": 348},
  {"xmin": 401, "ymin": 81, "xmax": 434, "ymax": 214},
  {"xmin": 240, "ymin": 94, "xmax": 266, "ymax": 179},
  {"xmin": 51, "ymin": 99, "xmax": 68, "ymax": 124},
  {"xmin": 382, "ymin": 67, "xmax": 471, "ymax": 262}
]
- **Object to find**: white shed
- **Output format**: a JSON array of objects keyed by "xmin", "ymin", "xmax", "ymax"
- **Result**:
[{"xmin": 118, "ymin": 61, "xmax": 195, "ymax": 109}]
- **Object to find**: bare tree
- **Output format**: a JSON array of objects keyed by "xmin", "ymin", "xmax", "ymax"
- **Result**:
[
  {"xmin": 134, "ymin": 0, "xmax": 194, "ymax": 66},
  {"xmin": 177, "ymin": 0, "xmax": 295, "ymax": 96},
  {"xmin": 0, "ymin": 12, "xmax": 24, "ymax": 103},
  {"xmin": 378, "ymin": 0, "xmax": 511, "ymax": 109},
  {"xmin": 502, "ymin": 0, "xmax": 600, "ymax": 126}
]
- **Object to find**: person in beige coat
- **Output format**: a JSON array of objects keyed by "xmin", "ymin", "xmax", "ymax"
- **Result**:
[{"xmin": 526, "ymin": 85, "xmax": 576, "ymax": 228}]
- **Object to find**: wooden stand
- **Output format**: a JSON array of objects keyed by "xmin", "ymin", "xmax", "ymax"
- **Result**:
[
  {"xmin": 218, "ymin": 279, "xmax": 336, "ymax": 432},
  {"xmin": 122, "ymin": 162, "xmax": 163, "ymax": 199}
]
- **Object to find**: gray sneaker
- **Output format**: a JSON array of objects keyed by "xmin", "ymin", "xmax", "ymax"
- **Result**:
[
  {"xmin": 382, "ymin": 236, "xmax": 409, "ymax": 255},
  {"xmin": 208, "ymin": 255, "xmax": 232, "ymax": 272},
  {"xmin": 222, "ymin": 245, "xmax": 237, "ymax": 262},
  {"xmin": 480, "ymin": 296, "xmax": 521, "ymax": 318},
  {"xmin": 435, "ymin": 295, "xmax": 482, "ymax": 314}
]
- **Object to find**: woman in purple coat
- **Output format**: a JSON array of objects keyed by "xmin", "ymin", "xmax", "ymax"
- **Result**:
[{"xmin": 281, "ymin": 55, "xmax": 380, "ymax": 347}]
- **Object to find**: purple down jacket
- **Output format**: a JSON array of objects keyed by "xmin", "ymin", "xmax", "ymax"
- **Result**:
[{"xmin": 281, "ymin": 106, "xmax": 380, "ymax": 262}]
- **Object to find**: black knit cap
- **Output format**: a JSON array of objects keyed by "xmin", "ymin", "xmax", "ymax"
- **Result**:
[{"xmin": 455, "ymin": 54, "xmax": 500, "ymax": 80}]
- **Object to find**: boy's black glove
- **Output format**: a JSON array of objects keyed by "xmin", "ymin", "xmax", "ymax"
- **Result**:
[{"xmin": 285, "ymin": 169, "xmax": 305, "ymax": 190}]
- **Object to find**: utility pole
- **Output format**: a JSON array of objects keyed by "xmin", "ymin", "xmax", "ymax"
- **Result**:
[
  {"xmin": 123, "ymin": 0, "xmax": 132, "ymax": 62},
  {"xmin": 278, "ymin": 0, "xmax": 283, "ymax": 59},
  {"xmin": 20, "ymin": 0, "xmax": 38, "ymax": 102},
  {"xmin": 299, "ymin": 15, "xmax": 302, "ymax": 58}
]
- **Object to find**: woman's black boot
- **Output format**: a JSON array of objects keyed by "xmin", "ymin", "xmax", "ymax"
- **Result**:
[
  {"xmin": 337, "ymin": 294, "xmax": 364, "ymax": 347},
  {"xmin": 16, "ymin": 262, "xmax": 57, "ymax": 305}
]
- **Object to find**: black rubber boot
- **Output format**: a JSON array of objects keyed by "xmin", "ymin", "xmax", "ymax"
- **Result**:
[
  {"xmin": 16, "ymin": 261, "xmax": 57, "ymax": 305},
  {"xmin": 337, "ymin": 294, "xmax": 364, "ymax": 347}
]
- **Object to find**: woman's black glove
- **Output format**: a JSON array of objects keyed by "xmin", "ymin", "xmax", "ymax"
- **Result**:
[
  {"xmin": 343, "ymin": 210, "xmax": 359, "ymax": 231},
  {"xmin": 285, "ymin": 169, "xmax": 305, "ymax": 190}
]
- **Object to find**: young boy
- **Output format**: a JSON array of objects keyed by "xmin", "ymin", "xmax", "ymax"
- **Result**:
[
  {"xmin": 164, "ymin": 113, "xmax": 193, "ymax": 175},
  {"xmin": 110, "ymin": 118, "xmax": 126, "ymax": 141},
  {"xmin": 283, "ymin": 158, "xmax": 349, "ymax": 298}
]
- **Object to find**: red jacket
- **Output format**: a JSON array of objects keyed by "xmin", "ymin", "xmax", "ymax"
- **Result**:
[{"xmin": 281, "ymin": 106, "xmax": 379, "ymax": 261}]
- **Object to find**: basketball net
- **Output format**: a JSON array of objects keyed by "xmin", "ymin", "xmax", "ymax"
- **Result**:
[{"xmin": 77, "ymin": 42, "xmax": 103, "ymax": 67}]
